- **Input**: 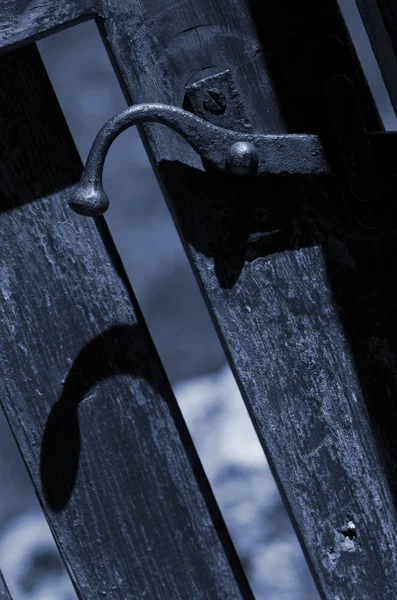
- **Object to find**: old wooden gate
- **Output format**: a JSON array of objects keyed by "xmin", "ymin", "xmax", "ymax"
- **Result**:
[{"xmin": 1, "ymin": 1, "xmax": 397, "ymax": 599}]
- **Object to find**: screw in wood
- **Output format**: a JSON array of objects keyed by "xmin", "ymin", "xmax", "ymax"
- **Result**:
[{"xmin": 203, "ymin": 88, "xmax": 227, "ymax": 115}]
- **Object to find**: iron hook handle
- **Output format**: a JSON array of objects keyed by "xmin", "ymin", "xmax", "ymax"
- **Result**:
[
  {"xmin": 69, "ymin": 103, "xmax": 261, "ymax": 216},
  {"xmin": 69, "ymin": 102, "xmax": 332, "ymax": 217}
]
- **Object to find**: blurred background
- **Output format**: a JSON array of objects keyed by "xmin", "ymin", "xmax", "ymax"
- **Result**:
[{"xmin": 0, "ymin": 2, "xmax": 396, "ymax": 598}]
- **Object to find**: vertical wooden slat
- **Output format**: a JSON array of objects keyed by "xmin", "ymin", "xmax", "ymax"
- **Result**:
[
  {"xmin": 0, "ymin": 44, "xmax": 253, "ymax": 600},
  {"xmin": 96, "ymin": 0, "xmax": 397, "ymax": 597},
  {"xmin": 355, "ymin": 0, "xmax": 397, "ymax": 113}
]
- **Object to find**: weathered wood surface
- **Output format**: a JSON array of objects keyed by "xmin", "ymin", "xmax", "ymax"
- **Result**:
[
  {"xmin": 0, "ymin": 571, "xmax": 13, "ymax": 600},
  {"xmin": 93, "ymin": 0, "xmax": 397, "ymax": 598},
  {"xmin": 0, "ymin": 0, "xmax": 94, "ymax": 52},
  {"xmin": 0, "ymin": 45, "xmax": 253, "ymax": 600},
  {"xmin": 2, "ymin": 2, "xmax": 397, "ymax": 597},
  {"xmin": 355, "ymin": 0, "xmax": 397, "ymax": 114}
]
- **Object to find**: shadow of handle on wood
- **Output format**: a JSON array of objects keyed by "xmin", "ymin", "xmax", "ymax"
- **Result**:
[{"xmin": 40, "ymin": 325, "xmax": 153, "ymax": 511}]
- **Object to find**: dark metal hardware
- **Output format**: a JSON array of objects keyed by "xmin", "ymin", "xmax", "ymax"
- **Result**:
[
  {"xmin": 203, "ymin": 88, "xmax": 227, "ymax": 115},
  {"xmin": 185, "ymin": 70, "xmax": 253, "ymax": 133},
  {"xmin": 69, "ymin": 103, "xmax": 329, "ymax": 216},
  {"xmin": 70, "ymin": 102, "xmax": 397, "ymax": 218}
]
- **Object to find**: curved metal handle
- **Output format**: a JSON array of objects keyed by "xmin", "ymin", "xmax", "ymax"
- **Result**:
[
  {"xmin": 69, "ymin": 102, "xmax": 332, "ymax": 217},
  {"xmin": 69, "ymin": 103, "xmax": 260, "ymax": 216}
]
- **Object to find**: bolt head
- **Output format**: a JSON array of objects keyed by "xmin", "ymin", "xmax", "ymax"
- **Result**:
[
  {"xmin": 226, "ymin": 141, "xmax": 259, "ymax": 175},
  {"xmin": 203, "ymin": 88, "xmax": 227, "ymax": 115}
]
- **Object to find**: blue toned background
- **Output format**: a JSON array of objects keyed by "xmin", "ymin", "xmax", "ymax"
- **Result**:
[{"xmin": 0, "ymin": 4, "xmax": 395, "ymax": 599}]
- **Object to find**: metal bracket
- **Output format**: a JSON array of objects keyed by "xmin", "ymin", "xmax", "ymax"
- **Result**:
[
  {"xmin": 69, "ymin": 76, "xmax": 397, "ymax": 218},
  {"xmin": 184, "ymin": 69, "xmax": 254, "ymax": 133}
]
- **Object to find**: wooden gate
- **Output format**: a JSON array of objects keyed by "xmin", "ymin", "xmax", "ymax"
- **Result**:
[{"xmin": 0, "ymin": 1, "xmax": 397, "ymax": 599}]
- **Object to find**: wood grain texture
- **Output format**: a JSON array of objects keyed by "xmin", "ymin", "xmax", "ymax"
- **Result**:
[
  {"xmin": 355, "ymin": 0, "xmax": 397, "ymax": 114},
  {"xmin": 0, "ymin": 571, "xmax": 13, "ymax": 600},
  {"xmin": 0, "ymin": 45, "xmax": 253, "ymax": 600},
  {"xmin": 96, "ymin": 0, "xmax": 397, "ymax": 597},
  {"xmin": 0, "ymin": 0, "xmax": 95, "ymax": 52}
]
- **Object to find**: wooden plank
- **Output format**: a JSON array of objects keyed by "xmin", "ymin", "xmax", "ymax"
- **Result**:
[
  {"xmin": 0, "ymin": 44, "xmax": 253, "ymax": 600},
  {"xmin": 355, "ymin": 0, "xmax": 397, "ymax": 113},
  {"xmin": 0, "ymin": 0, "xmax": 94, "ymax": 52},
  {"xmin": 95, "ymin": 0, "xmax": 397, "ymax": 597},
  {"xmin": 0, "ymin": 571, "xmax": 13, "ymax": 600}
]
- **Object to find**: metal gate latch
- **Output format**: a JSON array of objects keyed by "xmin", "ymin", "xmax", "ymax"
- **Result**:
[
  {"xmin": 69, "ymin": 102, "xmax": 331, "ymax": 216},
  {"xmin": 69, "ymin": 97, "xmax": 397, "ymax": 218}
]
